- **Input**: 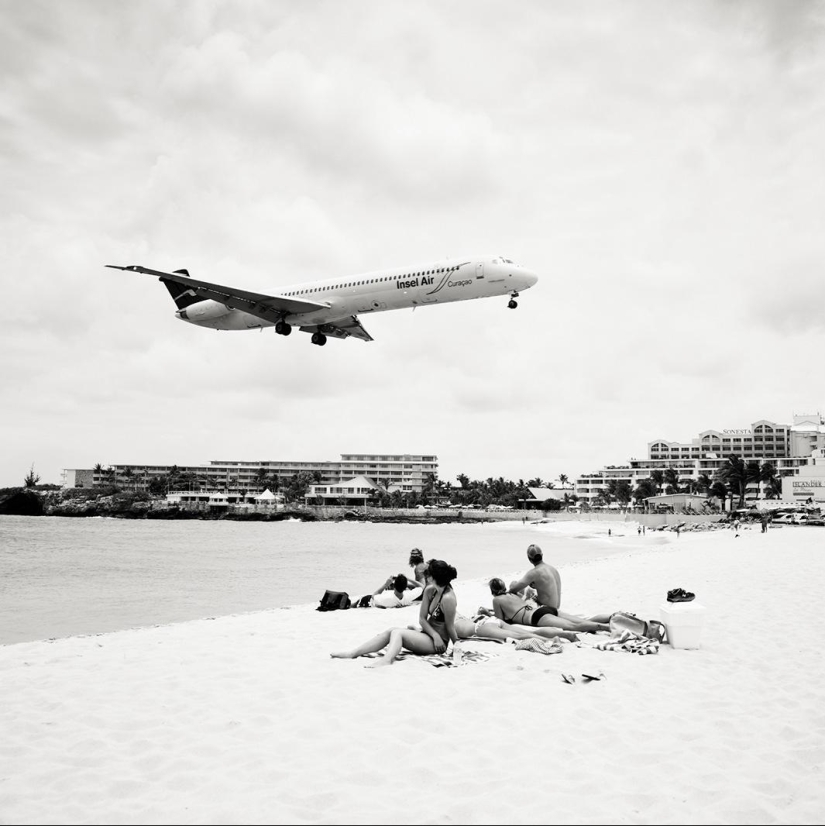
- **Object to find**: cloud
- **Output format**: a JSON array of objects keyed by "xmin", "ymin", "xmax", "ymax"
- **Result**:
[{"xmin": 2, "ymin": 1, "xmax": 825, "ymax": 487}]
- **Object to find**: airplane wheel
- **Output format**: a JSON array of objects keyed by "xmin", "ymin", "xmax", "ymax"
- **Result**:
[
  {"xmin": 508, "ymin": 299, "xmax": 518, "ymax": 309},
  {"xmin": 311, "ymin": 332, "xmax": 327, "ymax": 346},
  {"xmin": 276, "ymin": 321, "xmax": 292, "ymax": 336}
]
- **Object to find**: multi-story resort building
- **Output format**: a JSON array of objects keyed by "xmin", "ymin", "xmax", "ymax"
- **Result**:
[
  {"xmin": 62, "ymin": 453, "xmax": 438, "ymax": 497},
  {"xmin": 574, "ymin": 413, "xmax": 825, "ymax": 507}
]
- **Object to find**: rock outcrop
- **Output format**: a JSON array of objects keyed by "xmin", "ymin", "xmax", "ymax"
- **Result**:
[{"xmin": 0, "ymin": 489, "xmax": 44, "ymax": 516}]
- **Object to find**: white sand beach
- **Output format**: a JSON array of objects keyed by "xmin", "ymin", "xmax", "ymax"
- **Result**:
[{"xmin": 1, "ymin": 524, "xmax": 823, "ymax": 825}]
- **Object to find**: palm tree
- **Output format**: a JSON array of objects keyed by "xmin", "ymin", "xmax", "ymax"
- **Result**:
[
  {"xmin": 717, "ymin": 454, "xmax": 762, "ymax": 509},
  {"xmin": 709, "ymin": 481, "xmax": 728, "ymax": 510},
  {"xmin": 253, "ymin": 467, "xmax": 269, "ymax": 491},
  {"xmin": 695, "ymin": 473, "xmax": 712, "ymax": 495},
  {"xmin": 558, "ymin": 474, "xmax": 569, "ymax": 488},
  {"xmin": 633, "ymin": 478, "xmax": 658, "ymax": 507},
  {"xmin": 758, "ymin": 462, "xmax": 780, "ymax": 500}
]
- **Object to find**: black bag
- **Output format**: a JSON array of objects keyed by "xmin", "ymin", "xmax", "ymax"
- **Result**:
[{"xmin": 317, "ymin": 590, "xmax": 352, "ymax": 612}]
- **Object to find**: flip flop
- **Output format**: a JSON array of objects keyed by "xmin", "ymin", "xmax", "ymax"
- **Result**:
[
  {"xmin": 581, "ymin": 672, "xmax": 605, "ymax": 682},
  {"xmin": 561, "ymin": 673, "xmax": 576, "ymax": 684}
]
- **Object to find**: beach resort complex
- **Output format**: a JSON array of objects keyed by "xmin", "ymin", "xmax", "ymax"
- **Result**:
[{"xmin": 60, "ymin": 412, "xmax": 825, "ymax": 508}]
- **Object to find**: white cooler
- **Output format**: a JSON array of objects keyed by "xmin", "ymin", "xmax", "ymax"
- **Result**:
[{"xmin": 659, "ymin": 601, "xmax": 707, "ymax": 649}]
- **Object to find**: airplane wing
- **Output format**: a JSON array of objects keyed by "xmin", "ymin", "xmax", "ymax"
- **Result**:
[
  {"xmin": 302, "ymin": 316, "xmax": 374, "ymax": 342},
  {"xmin": 106, "ymin": 264, "xmax": 328, "ymax": 321}
]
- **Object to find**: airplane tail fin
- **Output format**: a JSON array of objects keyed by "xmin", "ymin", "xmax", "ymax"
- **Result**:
[{"xmin": 160, "ymin": 269, "xmax": 206, "ymax": 310}]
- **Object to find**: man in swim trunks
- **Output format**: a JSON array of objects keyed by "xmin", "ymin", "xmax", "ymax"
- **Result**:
[
  {"xmin": 507, "ymin": 545, "xmax": 612, "ymax": 632},
  {"xmin": 507, "ymin": 544, "xmax": 562, "ymax": 609},
  {"xmin": 488, "ymin": 579, "xmax": 606, "ymax": 634}
]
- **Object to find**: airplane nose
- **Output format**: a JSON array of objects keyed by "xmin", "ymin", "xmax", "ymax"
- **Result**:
[{"xmin": 521, "ymin": 269, "xmax": 539, "ymax": 288}]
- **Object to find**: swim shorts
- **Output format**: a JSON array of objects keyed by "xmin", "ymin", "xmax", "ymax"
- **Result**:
[{"xmin": 531, "ymin": 605, "xmax": 559, "ymax": 625}]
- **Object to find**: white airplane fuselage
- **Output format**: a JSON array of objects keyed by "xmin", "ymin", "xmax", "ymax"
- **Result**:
[{"xmin": 176, "ymin": 255, "xmax": 537, "ymax": 331}]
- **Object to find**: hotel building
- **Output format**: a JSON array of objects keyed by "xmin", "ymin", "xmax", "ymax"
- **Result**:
[
  {"xmin": 62, "ymin": 453, "xmax": 438, "ymax": 497},
  {"xmin": 574, "ymin": 413, "xmax": 825, "ymax": 506}
]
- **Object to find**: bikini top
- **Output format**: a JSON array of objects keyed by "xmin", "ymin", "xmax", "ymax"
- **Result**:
[
  {"xmin": 427, "ymin": 588, "xmax": 448, "ymax": 625},
  {"xmin": 504, "ymin": 603, "xmax": 531, "ymax": 624}
]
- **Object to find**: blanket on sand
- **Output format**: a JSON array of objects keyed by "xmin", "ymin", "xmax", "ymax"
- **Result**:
[{"xmin": 362, "ymin": 648, "xmax": 494, "ymax": 667}]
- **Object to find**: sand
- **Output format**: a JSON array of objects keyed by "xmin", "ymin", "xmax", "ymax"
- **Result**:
[{"xmin": 1, "ymin": 523, "xmax": 823, "ymax": 825}]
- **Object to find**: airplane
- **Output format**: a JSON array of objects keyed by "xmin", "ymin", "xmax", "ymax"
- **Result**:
[{"xmin": 106, "ymin": 255, "xmax": 538, "ymax": 346}]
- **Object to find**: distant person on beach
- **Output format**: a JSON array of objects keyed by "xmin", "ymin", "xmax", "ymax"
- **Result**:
[
  {"xmin": 491, "ymin": 578, "xmax": 609, "ymax": 634},
  {"xmin": 331, "ymin": 559, "xmax": 459, "ymax": 666}
]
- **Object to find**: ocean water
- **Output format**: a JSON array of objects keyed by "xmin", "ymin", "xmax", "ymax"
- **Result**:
[{"xmin": 0, "ymin": 515, "xmax": 640, "ymax": 646}]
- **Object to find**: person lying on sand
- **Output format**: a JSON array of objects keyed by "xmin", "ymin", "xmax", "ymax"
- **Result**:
[
  {"xmin": 331, "ymin": 559, "xmax": 459, "ymax": 667},
  {"xmin": 454, "ymin": 612, "xmax": 578, "ymax": 644},
  {"xmin": 371, "ymin": 573, "xmax": 421, "ymax": 608},
  {"xmin": 490, "ymin": 578, "xmax": 610, "ymax": 634}
]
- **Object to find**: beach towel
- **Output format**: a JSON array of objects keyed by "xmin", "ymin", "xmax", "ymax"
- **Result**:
[
  {"xmin": 513, "ymin": 638, "xmax": 563, "ymax": 655},
  {"xmin": 592, "ymin": 630, "xmax": 660, "ymax": 655},
  {"xmin": 363, "ymin": 649, "xmax": 494, "ymax": 668}
]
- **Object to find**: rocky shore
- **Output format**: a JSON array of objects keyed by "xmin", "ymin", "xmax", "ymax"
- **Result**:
[{"xmin": 0, "ymin": 488, "xmax": 503, "ymax": 523}]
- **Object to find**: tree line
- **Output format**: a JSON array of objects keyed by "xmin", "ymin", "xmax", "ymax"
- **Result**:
[{"xmin": 49, "ymin": 456, "xmax": 787, "ymax": 510}]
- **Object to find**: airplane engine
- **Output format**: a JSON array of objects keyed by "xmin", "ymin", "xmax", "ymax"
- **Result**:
[{"xmin": 176, "ymin": 300, "xmax": 232, "ymax": 323}]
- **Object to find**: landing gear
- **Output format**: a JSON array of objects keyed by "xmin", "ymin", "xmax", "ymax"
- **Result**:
[
  {"xmin": 275, "ymin": 321, "xmax": 292, "ymax": 336},
  {"xmin": 508, "ymin": 290, "xmax": 519, "ymax": 309},
  {"xmin": 311, "ymin": 332, "xmax": 327, "ymax": 346}
]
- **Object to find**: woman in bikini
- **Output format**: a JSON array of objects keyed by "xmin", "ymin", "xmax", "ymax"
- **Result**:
[
  {"xmin": 453, "ymin": 612, "xmax": 578, "ymax": 644},
  {"xmin": 330, "ymin": 559, "xmax": 459, "ymax": 667},
  {"xmin": 488, "ymin": 578, "xmax": 609, "ymax": 634}
]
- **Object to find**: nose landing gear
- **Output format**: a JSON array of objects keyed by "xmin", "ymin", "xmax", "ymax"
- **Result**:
[{"xmin": 508, "ymin": 290, "xmax": 520, "ymax": 309}]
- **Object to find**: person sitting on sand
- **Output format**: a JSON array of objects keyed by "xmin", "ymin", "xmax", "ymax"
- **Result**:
[
  {"xmin": 408, "ymin": 548, "xmax": 428, "ymax": 588},
  {"xmin": 508, "ymin": 544, "xmax": 613, "ymax": 630},
  {"xmin": 331, "ymin": 559, "xmax": 459, "ymax": 666},
  {"xmin": 490, "ymin": 578, "xmax": 609, "ymax": 634},
  {"xmin": 371, "ymin": 573, "xmax": 420, "ymax": 608}
]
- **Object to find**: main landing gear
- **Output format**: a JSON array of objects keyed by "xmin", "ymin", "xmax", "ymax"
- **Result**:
[
  {"xmin": 275, "ymin": 320, "xmax": 292, "ymax": 336},
  {"xmin": 311, "ymin": 331, "xmax": 327, "ymax": 346},
  {"xmin": 508, "ymin": 290, "xmax": 519, "ymax": 309}
]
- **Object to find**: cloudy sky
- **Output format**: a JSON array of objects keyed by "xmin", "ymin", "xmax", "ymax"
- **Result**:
[{"xmin": 2, "ymin": 1, "xmax": 824, "ymax": 489}]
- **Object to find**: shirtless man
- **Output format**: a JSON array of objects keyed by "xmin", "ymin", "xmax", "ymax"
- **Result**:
[{"xmin": 507, "ymin": 544, "xmax": 611, "ymax": 632}]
